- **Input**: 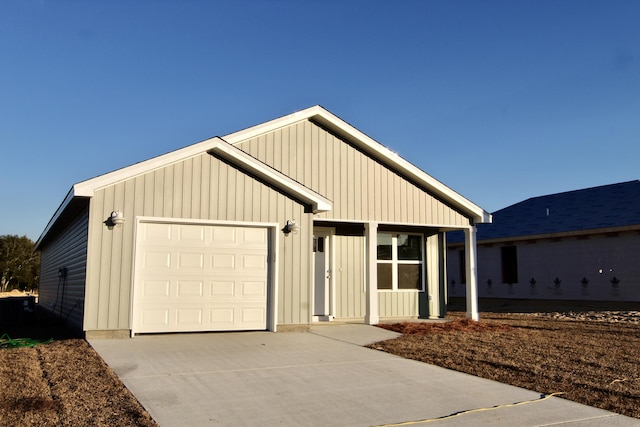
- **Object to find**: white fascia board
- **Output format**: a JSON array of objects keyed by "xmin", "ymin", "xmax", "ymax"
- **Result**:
[
  {"xmin": 73, "ymin": 137, "xmax": 223, "ymax": 196},
  {"xmin": 210, "ymin": 140, "xmax": 332, "ymax": 213},
  {"xmin": 37, "ymin": 137, "xmax": 227, "ymax": 248},
  {"xmin": 309, "ymin": 111, "xmax": 491, "ymax": 224},
  {"xmin": 223, "ymin": 105, "xmax": 325, "ymax": 144},
  {"xmin": 225, "ymin": 105, "xmax": 491, "ymax": 224}
]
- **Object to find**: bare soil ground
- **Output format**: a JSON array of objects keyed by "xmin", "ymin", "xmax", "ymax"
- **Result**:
[
  {"xmin": 0, "ymin": 307, "xmax": 157, "ymax": 426},
  {"xmin": 1, "ymin": 299, "xmax": 639, "ymax": 424},
  {"xmin": 372, "ymin": 300, "xmax": 640, "ymax": 419}
]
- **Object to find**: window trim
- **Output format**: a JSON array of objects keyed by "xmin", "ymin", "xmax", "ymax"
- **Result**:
[{"xmin": 377, "ymin": 233, "xmax": 425, "ymax": 292}]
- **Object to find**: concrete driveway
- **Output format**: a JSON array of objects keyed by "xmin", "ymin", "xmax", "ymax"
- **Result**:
[{"xmin": 90, "ymin": 324, "xmax": 639, "ymax": 426}]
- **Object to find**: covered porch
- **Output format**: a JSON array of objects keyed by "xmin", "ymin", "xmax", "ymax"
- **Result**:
[{"xmin": 311, "ymin": 221, "xmax": 480, "ymax": 324}]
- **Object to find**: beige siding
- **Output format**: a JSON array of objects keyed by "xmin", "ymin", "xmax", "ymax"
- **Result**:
[
  {"xmin": 334, "ymin": 235, "xmax": 366, "ymax": 319},
  {"xmin": 237, "ymin": 120, "xmax": 470, "ymax": 227},
  {"xmin": 39, "ymin": 207, "xmax": 89, "ymax": 330},
  {"xmin": 378, "ymin": 291, "xmax": 420, "ymax": 318},
  {"xmin": 84, "ymin": 152, "xmax": 311, "ymax": 331}
]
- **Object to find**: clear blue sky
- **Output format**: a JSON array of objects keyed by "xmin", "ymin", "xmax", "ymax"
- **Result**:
[{"xmin": 1, "ymin": 0, "xmax": 638, "ymax": 241}]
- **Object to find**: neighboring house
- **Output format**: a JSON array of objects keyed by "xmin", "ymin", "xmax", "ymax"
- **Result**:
[
  {"xmin": 36, "ymin": 106, "xmax": 491, "ymax": 337},
  {"xmin": 447, "ymin": 181, "xmax": 640, "ymax": 302}
]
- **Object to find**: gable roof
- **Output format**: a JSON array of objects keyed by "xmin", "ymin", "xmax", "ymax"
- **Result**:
[
  {"xmin": 224, "ymin": 105, "xmax": 491, "ymax": 225},
  {"xmin": 449, "ymin": 180, "xmax": 640, "ymax": 243},
  {"xmin": 36, "ymin": 137, "xmax": 331, "ymax": 249},
  {"xmin": 37, "ymin": 106, "xmax": 491, "ymax": 249}
]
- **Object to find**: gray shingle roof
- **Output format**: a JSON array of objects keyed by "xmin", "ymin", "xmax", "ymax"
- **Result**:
[{"xmin": 449, "ymin": 180, "xmax": 640, "ymax": 243}]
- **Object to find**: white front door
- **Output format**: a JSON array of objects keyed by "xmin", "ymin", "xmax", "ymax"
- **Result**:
[{"xmin": 313, "ymin": 229, "xmax": 333, "ymax": 318}]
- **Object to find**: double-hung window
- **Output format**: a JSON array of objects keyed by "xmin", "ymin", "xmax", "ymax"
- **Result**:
[{"xmin": 377, "ymin": 233, "xmax": 424, "ymax": 290}]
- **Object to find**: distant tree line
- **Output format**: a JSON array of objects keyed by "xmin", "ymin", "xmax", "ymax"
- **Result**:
[{"xmin": 0, "ymin": 235, "xmax": 39, "ymax": 293}]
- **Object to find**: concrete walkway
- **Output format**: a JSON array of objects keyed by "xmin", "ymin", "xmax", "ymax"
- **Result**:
[{"xmin": 90, "ymin": 324, "xmax": 639, "ymax": 426}]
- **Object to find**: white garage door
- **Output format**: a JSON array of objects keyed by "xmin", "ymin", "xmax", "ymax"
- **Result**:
[{"xmin": 133, "ymin": 222, "xmax": 269, "ymax": 334}]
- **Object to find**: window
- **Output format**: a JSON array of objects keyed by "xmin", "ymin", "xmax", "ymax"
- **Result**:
[
  {"xmin": 377, "ymin": 233, "xmax": 424, "ymax": 290},
  {"xmin": 501, "ymin": 246, "xmax": 518, "ymax": 284}
]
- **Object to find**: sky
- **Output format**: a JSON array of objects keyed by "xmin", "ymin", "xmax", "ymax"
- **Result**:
[{"xmin": 1, "ymin": 0, "xmax": 639, "ymax": 241}]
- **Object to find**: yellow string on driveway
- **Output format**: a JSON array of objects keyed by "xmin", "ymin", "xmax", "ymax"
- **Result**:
[{"xmin": 375, "ymin": 392, "xmax": 565, "ymax": 426}]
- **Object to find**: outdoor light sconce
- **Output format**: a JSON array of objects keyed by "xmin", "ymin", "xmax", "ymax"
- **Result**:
[
  {"xmin": 108, "ymin": 210, "xmax": 125, "ymax": 227},
  {"xmin": 282, "ymin": 219, "xmax": 300, "ymax": 235}
]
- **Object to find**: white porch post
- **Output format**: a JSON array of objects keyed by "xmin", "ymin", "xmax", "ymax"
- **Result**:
[
  {"xmin": 464, "ymin": 226, "xmax": 480, "ymax": 321},
  {"xmin": 365, "ymin": 222, "xmax": 379, "ymax": 325}
]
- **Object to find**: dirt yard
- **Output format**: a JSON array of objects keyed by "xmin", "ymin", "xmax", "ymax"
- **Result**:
[
  {"xmin": 1, "ymin": 300, "xmax": 639, "ymax": 424},
  {"xmin": 373, "ymin": 309, "xmax": 640, "ymax": 419},
  {"xmin": 0, "ymin": 308, "xmax": 157, "ymax": 426}
]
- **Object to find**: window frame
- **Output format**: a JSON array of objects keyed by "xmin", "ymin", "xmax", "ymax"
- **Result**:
[
  {"xmin": 501, "ymin": 245, "xmax": 518, "ymax": 284},
  {"xmin": 376, "ymin": 233, "xmax": 425, "ymax": 292}
]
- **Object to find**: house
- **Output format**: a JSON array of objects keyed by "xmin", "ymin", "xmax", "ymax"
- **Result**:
[
  {"xmin": 35, "ymin": 106, "xmax": 491, "ymax": 337},
  {"xmin": 447, "ymin": 181, "xmax": 640, "ymax": 302}
]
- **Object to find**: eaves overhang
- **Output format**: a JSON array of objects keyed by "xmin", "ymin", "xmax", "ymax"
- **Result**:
[
  {"xmin": 207, "ymin": 139, "xmax": 332, "ymax": 213},
  {"xmin": 36, "ymin": 137, "xmax": 332, "ymax": 249},
  {"xmin": 447, "ymin": 224, "xmax": 640, "ymax": 248},
  {"xmin": 224, "ymin": 105, "xmax": 491, "ymax": 225}
]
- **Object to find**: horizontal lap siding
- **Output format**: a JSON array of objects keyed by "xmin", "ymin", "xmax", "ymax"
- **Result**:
[
  {"xmin": 39, "ymin": 207, "xmax": 89, "ymax": 330},
  {"xmin": 84, "ymin": 153, "xmax": 310, "ymax": 331},
  {"xmin": 449, "ymin": 234, "xmax": 640, "ymax": 302},
  {"xmin": 237, "ymin": 120, "xmax": 469, "ymax": 227}
]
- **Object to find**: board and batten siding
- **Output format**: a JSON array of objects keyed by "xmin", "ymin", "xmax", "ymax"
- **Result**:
[
  {"xmin": 83, "ymin": 152, "xmax": 311, "ymax": 331},
  {"xmin": 379, "ymin": 292, "xmax": 420, "ymax": 318},
  {"xmin": 333, "ymin": 235, "xmax": 366, "ymax": 319},
  {"xmin": 236, "ymin": 120, "xmax": 470, "ymax": 227},
  {"xmin": 39, "ymin": 206, "xmax": 89, "ymax": 331},
  {"xmin": 333, "ymin": 234, "xmax": 442, "ymax": 319}
]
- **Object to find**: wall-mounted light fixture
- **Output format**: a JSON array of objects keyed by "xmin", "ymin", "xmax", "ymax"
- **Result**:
[
  {"xmin": 110, "ymin": 211, "xmax": 125, "ymax": 226},
  {"xmin": 282, "ymin": 219, "xmax": 300, "ymax": 235}
]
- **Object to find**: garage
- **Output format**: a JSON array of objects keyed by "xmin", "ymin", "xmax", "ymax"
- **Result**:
[{"xmin": 132, "ymin": 222, "xmax": 269, "ymax": 334}]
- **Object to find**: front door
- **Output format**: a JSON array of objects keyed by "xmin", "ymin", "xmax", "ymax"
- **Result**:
[{"xmin": 313, "ymin": 229, "xmax": 333, "ymax": 319}]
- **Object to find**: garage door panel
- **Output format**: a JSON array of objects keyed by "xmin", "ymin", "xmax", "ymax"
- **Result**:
[
  {"xmin": 210, "ymin": 281, "xmax": 235, "ymax": 296},
  {"xmin": 143, "ymin": 252, "xmax": 171, "ymax": 270},
  {"xmin": 242, "ymin": 254, "xmax": 267, "ymax": 270},
  {"xmin": 211, "ymin": 253, "xmax": 235, "ymax": 269},
  {"xmin": 143, "ymin": 223, "xmax": 173, "ymax": 242},
  {"xmin": 176, "ymin": 309, "xmax": 203, "ymax": 325},
  {"xmin": 212, "ymin": 227, "xmax": 237, "ymax": 244},
  {"xmin": 242, "ymin": 281, "xmax": 266, "ymax": 297},
  {"xmin": 242, "ymin": 228, "xmax": 267, "ymax": 245},
  {"xmin": 176, "ymin": 280, "xmax": 203, "ymax": 297},
  {"xmin": 177, "ymin": 225, "xmax": 206, "ymax": 243},
  {"xmin": 177, "ymin": 252, "xmax": 205, "ymax": 270},
  {"xmin": 140, "ymin": 309, "xmax": 169, "ymax": 327},
  {"xmin": 135, "ymin": 223, "xmax": 269, "ymax": 333},
  {"xmin": 142, "ymin": 280, "xmax": 171, "ymax": 297},
  {"xmin": 210, "ymin": 308, "xmax": 234, "ymax": 324},
  {"xmin": 208, "ymin": 306, "xmax": 265, "ymax": 329},
  {"xmin": 242, "ymin": 308, "xmax": 265, "ymax": 323}
]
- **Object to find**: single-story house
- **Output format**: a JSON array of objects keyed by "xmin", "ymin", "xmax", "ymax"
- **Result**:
[
  {"xmin": 36, "ymin": 106, "xmax": 491, "ymax": 337},
  {"xmin": 447, "ymin": 180, "xmax": 640, "ymax": 302}
]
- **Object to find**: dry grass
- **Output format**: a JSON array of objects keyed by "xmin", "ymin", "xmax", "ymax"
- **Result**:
[
  {"xmin": 2, "ymin": 301, "xmax": 639, "ymax": 423},
  {"xmin": 0, "ymin": 309, "xmax": 157, "ymax": 427},
  {"xmin": 372, "ymin": 313, "xmax": 640, "ymax": 419}
]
